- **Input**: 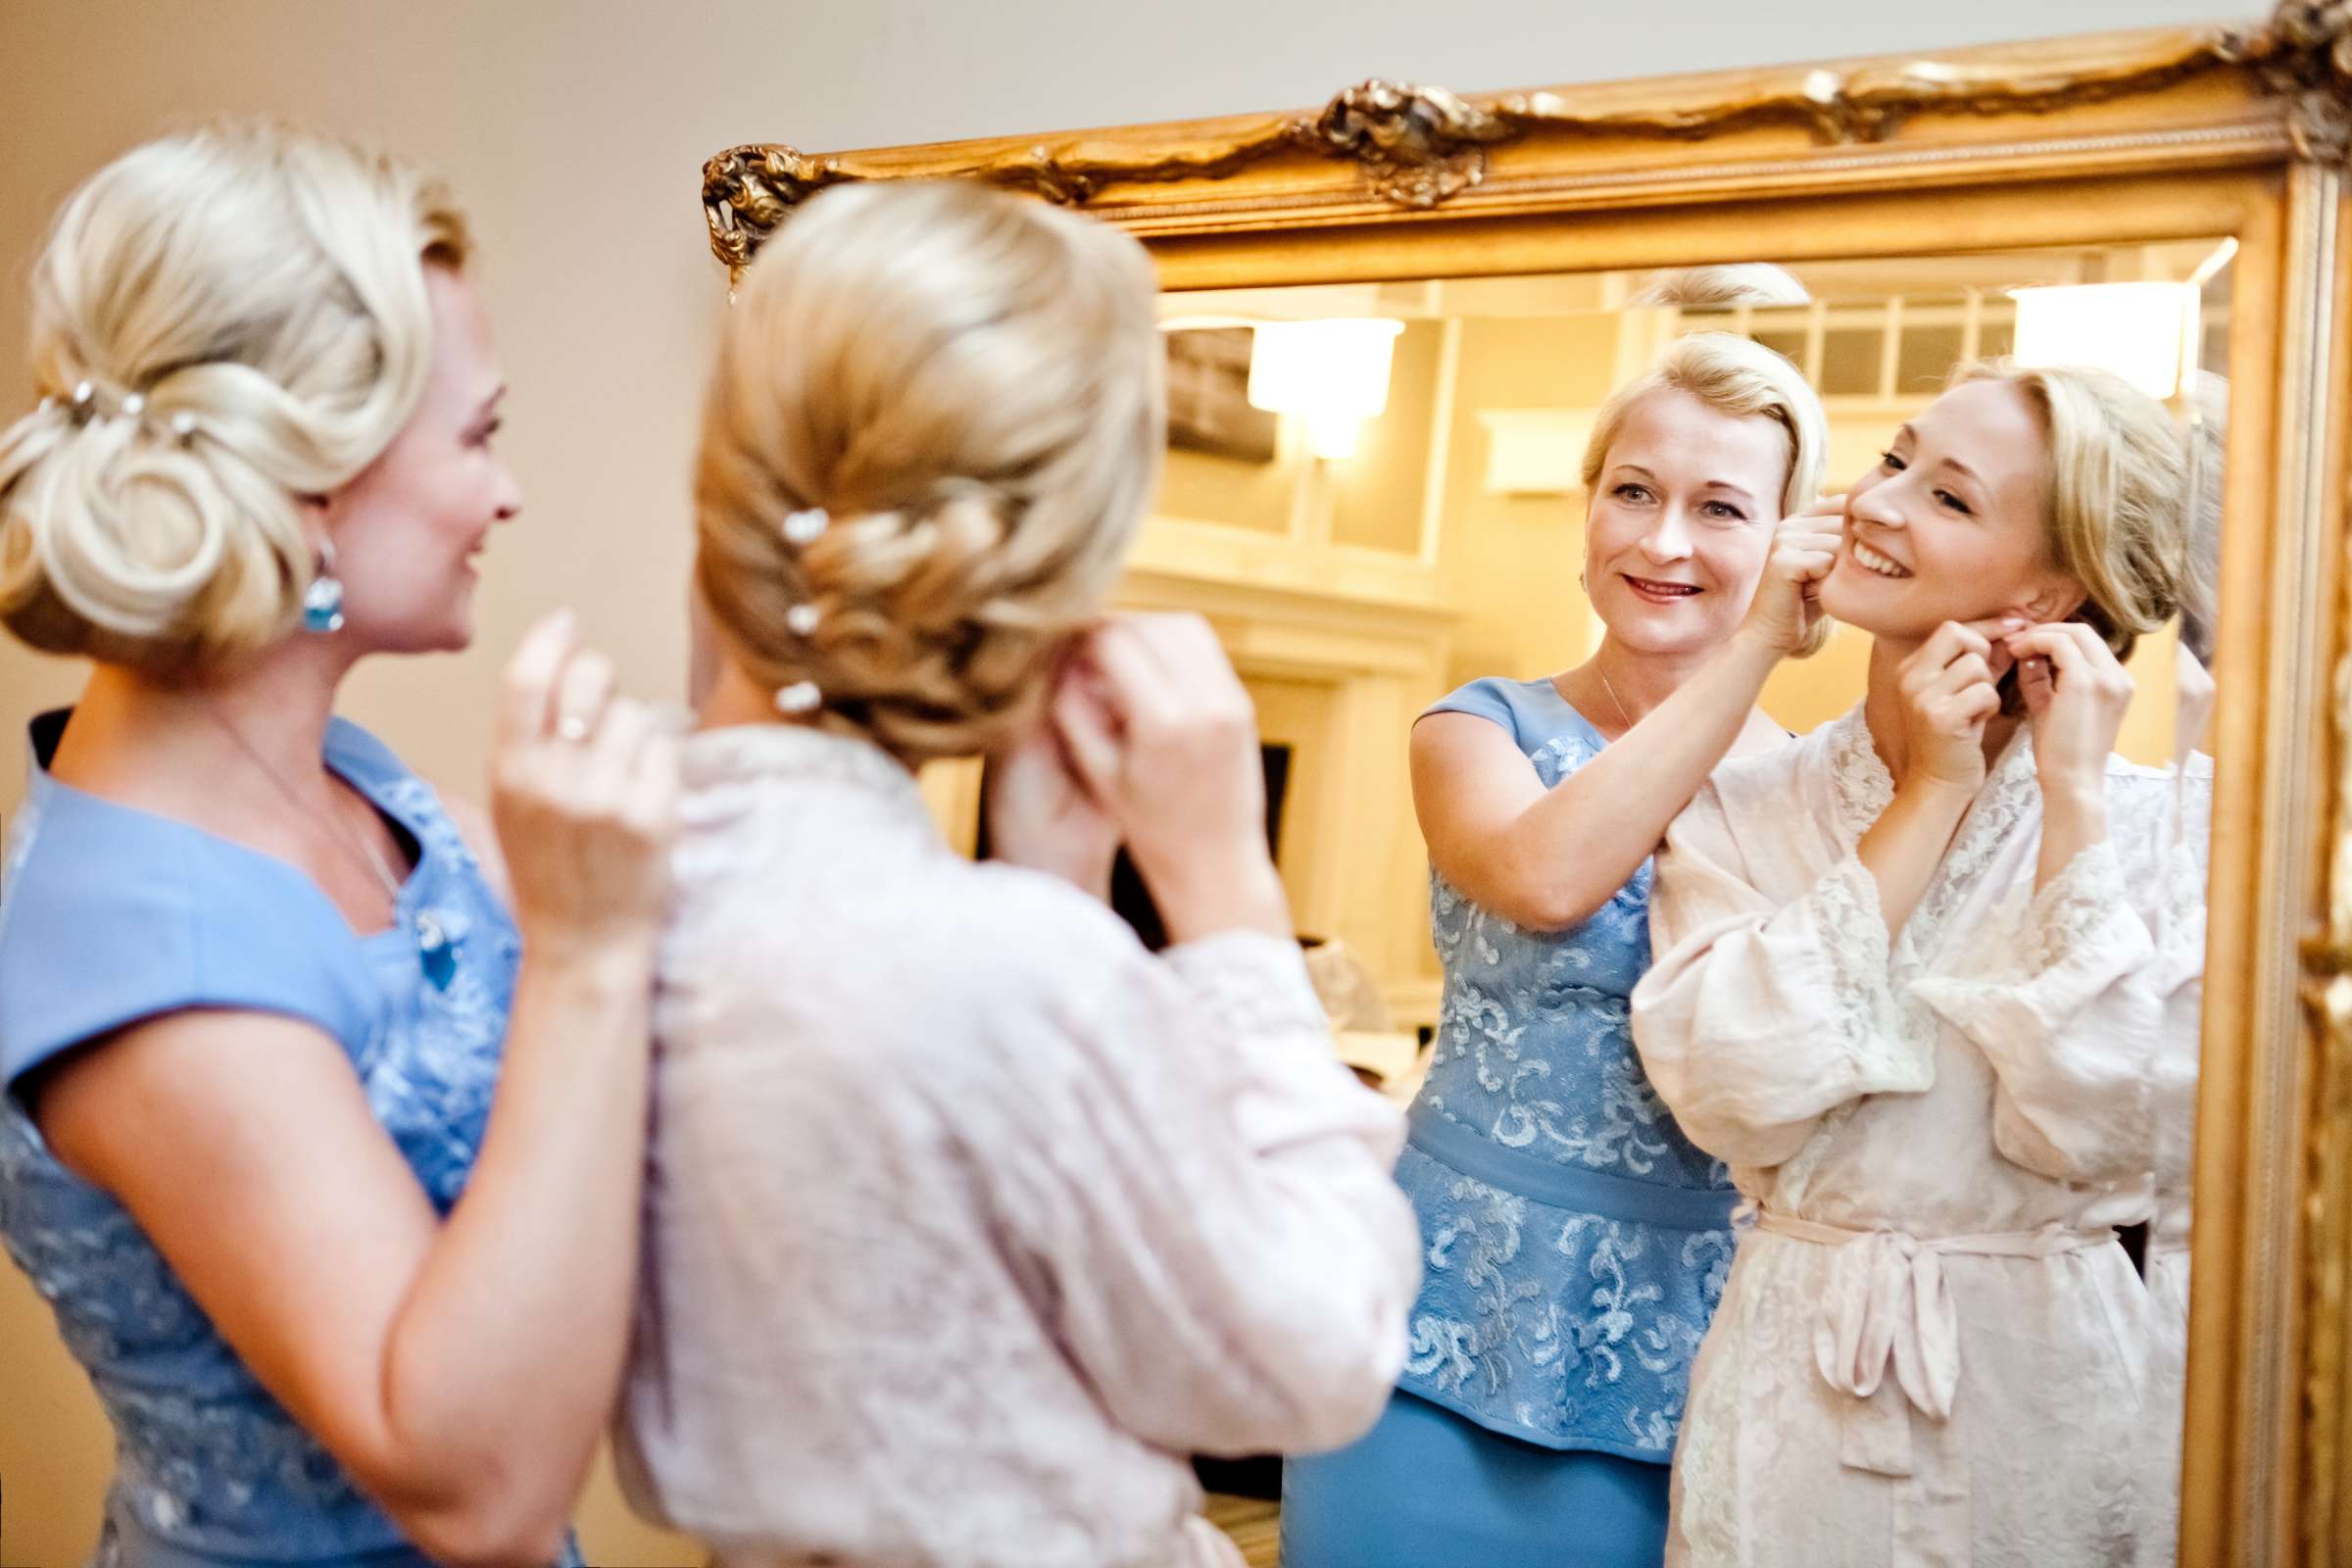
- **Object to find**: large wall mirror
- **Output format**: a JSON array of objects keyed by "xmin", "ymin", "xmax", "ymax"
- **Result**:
[{"xmin": 701, "ymin": 10, "xmax": 2352, "ymax": 1561}]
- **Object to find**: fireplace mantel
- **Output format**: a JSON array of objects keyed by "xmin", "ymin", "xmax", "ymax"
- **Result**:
[{"xmin": 1117, "ymin": 561, "xmax": 1456, "ymax": 1028}]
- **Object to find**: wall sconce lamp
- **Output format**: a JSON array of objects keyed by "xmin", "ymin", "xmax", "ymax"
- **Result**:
[
  {"xmin": 2008, "ymin": 280, "xmax": 2200, "ymax": 401},
  {"xmin": 1246, "ymin": 318, "xmax": 1405, "ymax": 460}
]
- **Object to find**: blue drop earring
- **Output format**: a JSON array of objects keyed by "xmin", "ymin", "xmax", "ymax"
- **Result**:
[{"xmin": 303, "ymin": 538, "xmax": 346, "ymax": 634}]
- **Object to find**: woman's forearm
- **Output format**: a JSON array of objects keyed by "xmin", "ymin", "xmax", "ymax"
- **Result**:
[
  {"xmin": 2035, "ymin": 783, "xmax": 2108, "ymax": 894},
  {"xmin": 378, "ymin": 940, "xmax": 657, "ymax": 1544},
  {"xmin": 1858, "ymin": 779, "xmax": 1974, "ymax": 935},
  {"xmin": 1493, "ymin": 630, "xmax": 1783, "ymax": 928}
]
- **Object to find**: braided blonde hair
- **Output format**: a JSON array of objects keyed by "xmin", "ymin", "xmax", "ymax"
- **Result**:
[
  {"xmin": 695, "ymin": 179, "xmax": 1165, "ymax": 763},
  {"xmin": 0, "ymin": 122, "xmax": 467, "ymax": 677}
]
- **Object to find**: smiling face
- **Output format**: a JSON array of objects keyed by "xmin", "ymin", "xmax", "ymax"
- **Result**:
[
  {"xmin": 1821, "ymin": 377, "xmax": 2083, "ymax": 648},
  {"xmin": 1582, "ymin": 386, "xmax": 1790, "ymax": 658},
  {"xmin": 318, "ymin": 265, "xmax": 521, "ymax": 656}
]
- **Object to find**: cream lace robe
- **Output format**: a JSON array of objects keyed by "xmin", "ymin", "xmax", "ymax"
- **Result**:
[
  {"xmin": 1629, "ymin": 707, "xmax": 2207, "ymax": 1568},
  {"xmin": 2140, "ymin": 751, "xmax": 2211, "ymax": 1568},
  {"xmin": 614, "ymin": 726, "xmax": 1421, "ymax": 1568}
]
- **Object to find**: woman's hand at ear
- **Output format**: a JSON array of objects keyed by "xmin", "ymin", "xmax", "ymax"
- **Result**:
[
  {"xmin": 1888, "ymin": 617, "xmax": 2019, "ymax": 797},
  {"xmin": 1856, "ymin": 614, "xmax": 2020, "ymax": 935},
  {"xmin": 2005, "ymin": 622, "xmax": 2133, "ymax": 808},
  {"xmin": 2004, "ymin": 621, "xmax": 2133, "ymax": 888},
  {"xmin": 985, "ymin": 653, "xmax": 1123, "ymax": 902},
  {"xmin": 1736, "ymin": 495, "xmax": 1845, "ymax": 658},
  {"xmin": 1054, "ymin": 613, "xmax": 1293, "ymax": 945}
]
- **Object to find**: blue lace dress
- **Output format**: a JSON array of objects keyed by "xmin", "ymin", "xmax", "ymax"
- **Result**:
[
  {"xmin": 1283, "ymin": 676, "xmax": 1737, "ymax": 1567},
  {"xmin": 0, "ymin": 710, "xmax": 579, "ymax": 1568}
]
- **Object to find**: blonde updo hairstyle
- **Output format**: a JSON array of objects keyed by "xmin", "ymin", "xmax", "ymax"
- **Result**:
[
  {"xmin": 1947, "ymin": 360, "xmax": 2186, "ymax": 675},
  {"xmin": 695, "ymin": 179, "xmax": 1166, "ymax": 765},
  {"xmin": 1578, "ymin": 329, "xmax": 1833, "ymax": 655},
  {"xmin": 0, "ymin": 123, "xmax": 468, "ymax": 677}
]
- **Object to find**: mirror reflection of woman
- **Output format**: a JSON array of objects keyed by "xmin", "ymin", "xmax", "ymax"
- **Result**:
[
  {"xmin": 1280, "ymin": 325, "xmax": 1833, "ymax": 1568},
  {"xmin": 1631, "ymin": 364, "xmax": 2203, "ymax": 1566}
]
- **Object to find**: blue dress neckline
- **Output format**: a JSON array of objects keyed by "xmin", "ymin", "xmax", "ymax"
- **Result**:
[
  {"xmin": 1530, "ymin": 675, "xmax": 1609, "ymax": 750},
  {"xmin": 26, "ymin": 708, "xmax": 428, "ymax": 955}
]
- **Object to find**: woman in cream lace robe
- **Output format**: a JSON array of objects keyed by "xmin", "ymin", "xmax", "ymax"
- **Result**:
[
  {"xmin": 1631, "ymin": 362, "xmax": 2205, "ymax": 1567},
  {"xmin": 616, "ymin": 181, "xmax": 1419, "ymax": 1568}
]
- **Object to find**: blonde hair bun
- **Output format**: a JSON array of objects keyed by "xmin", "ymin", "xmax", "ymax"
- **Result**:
[
  {"xmin": 695, "ymin": 180, "xmax": 1165, "ymax": 764},
  {"xmin": 0, "ymin": 122, "xmax": 468, "ymax": 676}
]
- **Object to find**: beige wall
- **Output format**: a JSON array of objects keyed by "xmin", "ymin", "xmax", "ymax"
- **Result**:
[
  {"xmin": 1437, "ymin": 314, "xmax": 1623, "ymax": 689},
  {"xmin": 0, "ymin": 0, "xmax": 2224, "ymax": 1560}
]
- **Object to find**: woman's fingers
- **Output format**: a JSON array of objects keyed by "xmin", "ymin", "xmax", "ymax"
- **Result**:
[
  {"xmin": 587, "ymin": 696, "xmax": 655, "ymax": 784},
  {"xmin": 553, "ymin": 651, "xmax": 617, "ymax": 744},
  {"xmin": 499, "ymin": 611, "xmax": 578, "ymax": 745},
  {"xmin": 2003, "ymin": 622, "xmax": 2107, "ymax": 676},
  {"xmin": 1922, "ymin": 652, "xmax": 1994, "ymax": 698},
  {"xmin": 1918, "ymin": 619, "xmax": 1990, "ymax": 671},
  {"xmin": 2004, "ymin": 623, "xmax": 2128, "ymax": 698},
  {"xmin": 2019, "ymin": 651, "xmax": 2058, "ymax": 715},
  {"xmin": 1953, "ymin": 681, "xmax": 2003, "ymax": 725},
  {"xmin": 1078, "ymin": 617, "xmax": 1178, "ymax": 740},
  {"xmin": 1134, "ymin": 612, "xmax": 1250, "ymax": 709},
  {"xmin": 1773, "ymin": 526, "xmax": 1842, "ymax": 581},
  {"xmin": 1049, "ymin": 659, "xmax": 1126, "ymax": 801},
  {"xmin": 624, "ymin": 710, "xmax": 683, "ymax": 824},
  {"xmin": 1905, "ymin": 614, "xmax": 2032, "ymax": 693}
]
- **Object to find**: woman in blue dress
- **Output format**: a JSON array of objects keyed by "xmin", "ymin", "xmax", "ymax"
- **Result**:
[
  {"xmin": 1283, "ymin": 326, "xmax": 1839, "ymax": 1566},
  {"xmin": 0, "ymin": 126, "xmax": 677, "ymax": 1565}
]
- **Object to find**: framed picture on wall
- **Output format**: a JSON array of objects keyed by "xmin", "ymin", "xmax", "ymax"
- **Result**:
[{"xmin": 1164, "ymin": 327, "xmax": 1277, "ymax": 463}]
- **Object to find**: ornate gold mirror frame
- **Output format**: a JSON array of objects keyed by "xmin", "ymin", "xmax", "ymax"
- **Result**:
[{"xmin": 702, "ymin": 8, "xmax": 2352, "ymax": 1559}]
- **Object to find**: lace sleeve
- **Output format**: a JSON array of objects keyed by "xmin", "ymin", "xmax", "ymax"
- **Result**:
[
  {"xmin": 2145, "ymin": 822, "xmax": 2208, "ymax": 1230},
  {"xmin": 986, "ymin": 924, "xmax": 1420, "ymax": 1459},
  {"xmin": 1630, "ymin": 785, "xmax": 1930, "ymax": 1170},
  {"xmin": 1909, "ymin": 840, "xmax": 2164, "ymax": 1182},
  {"xmin": 1162, "ymin": 931, "xmax": 1400, "ymax": 1160}
]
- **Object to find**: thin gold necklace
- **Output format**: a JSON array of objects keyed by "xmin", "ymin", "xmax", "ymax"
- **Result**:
[
  {"xmin": 1595, "ymin": 662, "xmax": 1636, "ymax": 732},
  {"xmin": 201, "ymin": 704, "xmax": 406, "ymax": 911},
  {"xmin": 197, "ymin": 704, "xmax": 462, "ymax": 988}
]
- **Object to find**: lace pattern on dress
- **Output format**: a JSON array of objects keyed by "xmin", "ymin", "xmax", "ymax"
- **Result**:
[
  {"xmin": 1399, "ymin": 704, "xmax": 1734, "ymax": 1457},
  {"xmin": 0, "ymin": 743, "xmax": 562, "ymax": 1562}
]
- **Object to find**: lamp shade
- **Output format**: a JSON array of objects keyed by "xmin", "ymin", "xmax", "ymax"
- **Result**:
[
  {"xmin": 2009, "ymin": 281, "xmax": 2196, "ymax": 401},
  {"xmin": 1247, "ymin": 319, "xmax": 1405, "ymax": 460}
]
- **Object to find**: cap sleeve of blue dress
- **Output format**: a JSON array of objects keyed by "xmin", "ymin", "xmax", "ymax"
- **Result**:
[
  {"xmin": 0, "ymin": 781, "xmax": 380, "ymax": 1095},
  {"xmin": 1420, "ymin": 675, "xmax": 1585, "ymax": 754}
]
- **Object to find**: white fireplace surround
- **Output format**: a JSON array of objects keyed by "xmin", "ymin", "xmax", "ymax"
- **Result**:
[{"xmin": 1115, "ymin": 554, "xmax": 1455, "ymax": 1030}]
